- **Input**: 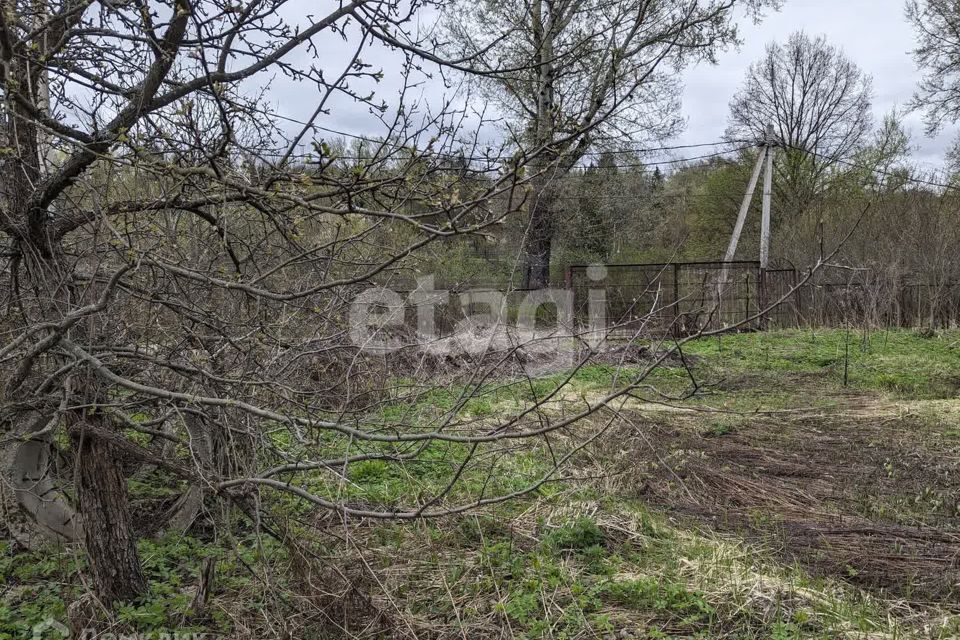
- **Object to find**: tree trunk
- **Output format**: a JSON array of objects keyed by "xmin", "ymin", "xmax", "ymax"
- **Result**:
[
  {"xmin": 0, "ymin": 410, "xmax": 81, "ymax": 548},
  {"xmin": 520, "ymin": 0, "xmax": 557, "ymax": 291},
  {"xmin": 73, "ymin": 424, "xmax": 147, "ymax": 603},
  {"xmin": 0, "ymin": 1, "xmax": 150, "ymax": 604},
  {"xmin": 520, "ymin": 189, "xmax": 555, "ymax": 290}
]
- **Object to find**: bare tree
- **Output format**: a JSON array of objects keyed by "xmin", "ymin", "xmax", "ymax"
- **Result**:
[
  {"xmin": 907, "ymin": 0, "xmax": 960, "ymax": 134},
  {"xmin": 2, "ymin": 0, "xmax": 746, "ymax": 611},
  {"xmin": 727, "ymin": 31, "xmax": 874, "ymax": 215},
  {"xmin": 442, "ymin": 0, "xmax": 780, "ymax": 289},
  {"xmin": 0, "ymin": 0, "xmax": 555, "ymax": 604}
]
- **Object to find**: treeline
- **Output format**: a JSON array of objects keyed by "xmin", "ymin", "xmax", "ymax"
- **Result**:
[{"xmin": 415, "ymin": 132, "xmax": 960, "ymax": 293}]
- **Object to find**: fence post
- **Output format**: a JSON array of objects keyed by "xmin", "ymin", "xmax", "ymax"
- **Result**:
[
  {"xmin": 792, "ymin": 269, "xmax": 802, "ymax": 328},
  {"xmin": 758, "ymin": 266, "xmax": 768, "ymax": 331},
  {"xmin": 673, "ymin": 263, "xmax": 681, "ymax": 334},
  {"xmin": 897, "ymin": 277, "xmax": 905, "ymax": 327},
  {"xmin": 917, "ymin": 284, "xmax": 922, "ymax": 328}
]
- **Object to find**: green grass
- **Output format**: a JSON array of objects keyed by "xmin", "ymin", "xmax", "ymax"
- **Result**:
[
  {"xmin": 5, "ymin": 329, "xmax": 960, "ymax": 638},
  {"xmin": 367, "ymin": 496, "xmax": 911, "ymax": 639},
  {"xmin": 2, "ymin": 472, "xmax": 944, "ymax": 640},
  {"xmin": 0, "ymin": 530, "xmax": 301, "ymax": 639},
  {"xmin": 684, "ymin": 328, "xmax": 960, "ymax": 399}
]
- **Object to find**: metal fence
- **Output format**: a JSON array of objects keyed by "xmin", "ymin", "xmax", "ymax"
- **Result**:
[
  {"xmin": 569, "ymin": 261, "xmax": 960, "ymax": 335},
  {"xmin": 568, "ymin": 261, "xmax": 798, "ymax": 336},
  {"xmin": 370, "ymin": 262, "xmax": 960, "ymax": 343},
  {"xmin": 792, "ymin": 278, "xmax": 960, "ymax": 329}
]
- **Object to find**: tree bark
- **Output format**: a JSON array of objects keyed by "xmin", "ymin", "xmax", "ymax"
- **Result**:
[
  {"xmin": 0, "ymin": 410, "xmax": 81, "ymax": 548},
  {"xmin": 521, "ymin": 183, "xmax": 556, "ymax": 289},
  {"xmin": 520, "ymin": 0, "xmax": 557, "ymax": 291},
  {"xmin": 73, "ymin": 423, "xmax": 147, "ymax": 603}
]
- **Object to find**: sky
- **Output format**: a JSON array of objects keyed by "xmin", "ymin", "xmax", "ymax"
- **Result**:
[
  {"xmin": 273, "ymin": 0, "xmax": 955, "ymax": 170},
  {"xmin": 676, "ymin": 0, "xmax": 954, "ymax": 168}
]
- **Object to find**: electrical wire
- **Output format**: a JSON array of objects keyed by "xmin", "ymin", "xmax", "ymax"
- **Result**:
[
  {"xmin": 263, "ymin": 108, "xmax": 756, "ymax": 163},
  {"xmin": 258, "ymin": 143, "xmax": 755, "ymax": 172},
  {"xmin": 778, "ymin": 142, "xmax": 959, "ymax": 192}
]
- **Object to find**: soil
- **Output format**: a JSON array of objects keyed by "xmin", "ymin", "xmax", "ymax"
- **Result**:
[{"xmin": 616, "ymin": 400, "xmax": 960, "ymax": 608}]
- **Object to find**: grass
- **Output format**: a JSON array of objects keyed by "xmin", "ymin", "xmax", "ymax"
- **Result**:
[
  {"xmin": 684, "ymin": 328, "xmax": 960, "ymax": 400},
  {"xmin": 3, "ymin": 329, "xmax": 959, "ymax": 638},
  {"xmin": 363, "ymin": 495, "xmax": 914, "ymax": 638},
  {"xmin": 2, "ymin": 498, "xmax": 941, "ymax": 639}
]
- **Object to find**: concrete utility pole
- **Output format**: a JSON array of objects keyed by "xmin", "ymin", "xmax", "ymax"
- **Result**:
[
  {"xmin": 718, "ymin": 127, "xmax": 774, "ymax": 294},
  {"xmin": 759, "ymin": 124, "xmax": 775, "ymax": 270},
  {"xmin": 717, "ymin": 124, "xmax": 777, "ymax": 328},
  {"xmin": 722, "ymin": 146, "xmax": 767, "ymax": 265},
  {"xmin": 758, "ymin": 124, "xmax": 776, "ymax": 329}
]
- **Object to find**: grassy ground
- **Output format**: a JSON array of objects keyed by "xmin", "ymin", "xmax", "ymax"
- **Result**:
[{"xmin": 4, "ymin": 329, "xmax": 960, "ymax": 639}]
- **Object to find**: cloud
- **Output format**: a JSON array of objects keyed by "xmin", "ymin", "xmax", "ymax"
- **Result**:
[
  {"xmin": 269, "ymin": 0, "xmax": 956, "ymax": 168},
  {"xmin": 678, "ymin": 0, "xmax": 955, "ymax": 167}
]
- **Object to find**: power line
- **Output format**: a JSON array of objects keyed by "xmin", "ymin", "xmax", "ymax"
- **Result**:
[
  {"xmin": 779, "ymin": 142, "xmax": 958, "ymax": 192},
  {"xmin": 562, "ymin": 147, "xmax": 753, "ymax": 172},
  {"xmin": 305, "ymin": 141, "xmax": 751, "ymax": 164},
  {"xmin": 256, "ymin": 105, "xmax": 959, "ymax": 189},
  {"xmin": 264, "ymin": 109, "xmax": 755, "ymax": 163},
  {"xmin": 256, "ymin": 143, "xmax": 754, "ymax": 172}
]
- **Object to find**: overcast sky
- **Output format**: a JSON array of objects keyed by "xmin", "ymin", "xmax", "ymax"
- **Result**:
[
  {"xmin": 677, "ymin": 0, "xmax": 954, "ymax": 168},
  {"xmin": 275, "ymin": 0, "xmax": 954, "ymax": 169}
]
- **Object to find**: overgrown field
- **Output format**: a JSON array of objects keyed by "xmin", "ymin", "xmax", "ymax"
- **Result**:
[{"xmin": 4, "ymin": 329, "xmax": 960, "ymax": 639}]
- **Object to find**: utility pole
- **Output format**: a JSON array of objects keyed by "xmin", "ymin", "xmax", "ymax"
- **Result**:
[
  {"xmin": 716, "ymin": 124, "xmax": 777, "ymax": 329},
  {"xmin": 722, "ymin": 146, "xmax": 767, "ymax": 265},
  {"xmin": 760, "ymin": 124, "xmax": 774, "ymax": 270},
  {"xmin": 717, "ymin": 124, "xmax": 777, "ymax": 328},
  {"xmin": 758, "ymin": 124, "xmax": 776, "ymax": 329},
  {"xmin": 716, "ymin": 144, "xmax": 766, "ymax": 321}
]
